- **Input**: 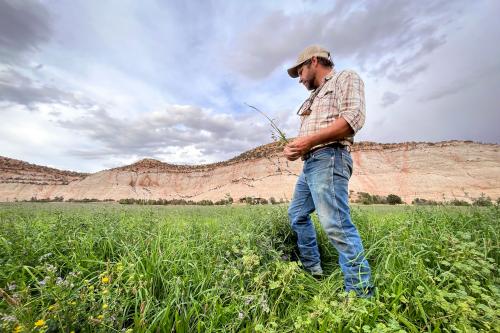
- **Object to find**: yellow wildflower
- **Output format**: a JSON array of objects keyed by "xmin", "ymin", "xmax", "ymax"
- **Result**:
[
  {"xmin": 97, "ymin": 314, "xmax": 104, "ymax": 320},
  {"xmin": 14, "ymin": 325, "xmax": 24, "ymax": 333},
  {"xmin": 101, "ymin": 276, "xmax": 110, "ymax": 284},
  {"xmin": 34, "ymin": 319, "xmax": 45, "ymax": 327},
  {"xmin": 102, "ymin": 303, "xmax": 108, "ymax": 310}
]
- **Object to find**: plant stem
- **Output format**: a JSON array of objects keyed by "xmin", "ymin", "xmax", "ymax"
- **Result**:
[{"xmin": 245, "ymin": 103, "xmax": 289, "ymax": 144}]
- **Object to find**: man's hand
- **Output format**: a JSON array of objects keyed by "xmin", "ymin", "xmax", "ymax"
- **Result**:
[
  {"xmin": 284, "ymin": 118, "xmax": 355, "ymax": 161},
  {"xmin": 284, "ymin": 137, "xmax": 313, "ymax": 161}
]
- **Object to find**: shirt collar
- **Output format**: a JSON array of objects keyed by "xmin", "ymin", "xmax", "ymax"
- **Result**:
[
  {"xmin": 324, "ymin": 69, "xmax": 335, "ymax": 81},
  {"xmin": 310, "ymin": 69, "xmax": 336, "ymax": 95}
]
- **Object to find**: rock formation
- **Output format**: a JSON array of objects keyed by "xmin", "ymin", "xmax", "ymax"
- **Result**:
[{"xmin": 0, "ymin": 141, "xmax": 498, "ymax": 203}]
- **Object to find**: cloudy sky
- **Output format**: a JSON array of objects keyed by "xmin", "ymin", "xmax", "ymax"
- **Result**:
[{"xmin": 0, "ymin": 0, "xmax": 499, "ymax": 172}]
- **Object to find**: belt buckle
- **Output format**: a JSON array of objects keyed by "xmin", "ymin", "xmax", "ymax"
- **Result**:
[
  {"xmin": 302, "ymin": 146, "xmax": 322, "ymax": 161},
  {"xmin": 301, "ymin": 150, "xmax": 314, "ymax": 161},
  {"xmin": 302, "ymin": 143, "xmax": 350, "ymax": 160}
]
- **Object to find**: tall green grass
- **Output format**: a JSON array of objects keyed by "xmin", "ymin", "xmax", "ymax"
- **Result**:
[{"xmin": 0, "ymin": 203, "xmax": 498, "ymax": 332}]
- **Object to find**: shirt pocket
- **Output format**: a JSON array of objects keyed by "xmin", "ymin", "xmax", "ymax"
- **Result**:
[{"xmin": 311, "ymin": 87, "xmax": 334, "ymax": 113}]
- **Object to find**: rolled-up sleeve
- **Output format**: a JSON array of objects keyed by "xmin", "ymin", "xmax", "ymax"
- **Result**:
[{"xmin": 339, "ymin": 70, "xmax": 366, "ymax": 134}]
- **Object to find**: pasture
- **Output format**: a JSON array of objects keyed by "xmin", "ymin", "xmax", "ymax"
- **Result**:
[{"xmin": 0, "ymin": 203, "xmax": 498, "ymax": 332}]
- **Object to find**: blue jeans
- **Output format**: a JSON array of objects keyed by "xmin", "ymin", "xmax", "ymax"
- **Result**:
[{"xmin": 288, "ymin": 147, "xmax": 373, "ymax": 295}]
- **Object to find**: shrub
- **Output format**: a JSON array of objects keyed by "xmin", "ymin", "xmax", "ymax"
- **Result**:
[
  {"xmin": 118, "ymin": 198, "xmax": 224, "ymax": 206},
  {"xmin": 412, "ymin": 198, "xmax": 439, "ymax": 206},
  {"xmin": 447, "ymin": 199, "xmax": 470, "ymax": 206},
  {"xmin": 386, "ymin": 194, "xmax": 403, "ymax": 205},
  {"xmin": 472, "ymin": 194, "xmax": 493, "ymax": 207},
  {"xmin": 356, "ymin": 192, "xmax": 372, "ymax": 204},
  {"xmin": 119, "ymin": 198, "xmax": 135, "ymax": 204},
  {"xmin": 244, "ymin": 197, "xmax": 252, "ymax": 204},
  {"xmin": 356, "ymin": 192, "xmax": 387, "ymax": 205}
]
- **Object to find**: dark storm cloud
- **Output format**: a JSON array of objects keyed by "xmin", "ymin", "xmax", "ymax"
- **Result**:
[
  {"xmin": 420, "ymin": 62, "xmax": 500, "ymax": 102},
  {"xmin": 0, "ymin": 0, "xmax": 52, "ymax": 62},
  {"xmin": 0, "ymin": 1, "xmax": 65, "ymax": 110},
  {"xmin": 0, "ymin": 68, "xmax": 90, "ymax": 108},
  {"xmin": 231, "ymin": 0, "xmax": 467, "ymax": 81},
  {"xmin": 380, "ymin": 91, "xmax": 400, "ymax": 108},
  {"xmin": 57, "ymin": 106, "xmax": 271, "ymax": 161},
  {"xmin": 387, "ymin": 64, "xmax": 428, "ymax": 83},
  {"xmin": 422, "ymin": 81, "xmax": 470, "ymax": 102}
]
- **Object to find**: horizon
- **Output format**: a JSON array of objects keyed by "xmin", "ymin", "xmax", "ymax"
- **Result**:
[
  {"xmin": 1, "ymin": 1, "xmax": 499, "ymax": 173},
  {"xmin": 1, "ymin": 139, "xmax": 496, "ymax": 174}
]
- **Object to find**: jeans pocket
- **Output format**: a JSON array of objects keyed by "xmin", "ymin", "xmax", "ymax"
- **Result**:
[
  {"xmin": 311, "ymin": 148, "xmax": 333, "ymax": 161},
  {"xmin": 341, "ymin": 152, "xmax": 353, "ymax": 178},
  {"xmin": 307, "ymin": 153, "xmax": 333, "ymax": 176},
  {"xmin": 332, "ymin": 151, "xmax": 351, "ymax": 179}
]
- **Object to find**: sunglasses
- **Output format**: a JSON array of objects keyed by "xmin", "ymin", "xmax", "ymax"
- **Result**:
[
  {"xmin": 296, "ymin": 66, "xmax": 338, "ymax": 116},
  {"xmin": 297, "ymin": 87, "xmax": 322, "ymax": 116}
]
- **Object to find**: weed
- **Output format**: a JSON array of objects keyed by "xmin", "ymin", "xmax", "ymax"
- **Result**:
[{"xmin": 0, "ymin": 203, "xmax": 498, "ymax": 332}]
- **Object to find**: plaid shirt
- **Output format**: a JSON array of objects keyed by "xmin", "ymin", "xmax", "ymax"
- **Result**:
[{"xmin": 297, "ymin": 69, "xmax": 366, "ymax": 148}]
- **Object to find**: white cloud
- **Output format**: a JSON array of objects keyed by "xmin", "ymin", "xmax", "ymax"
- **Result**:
[{"xmin": 0, "ymin": 0, "xmax": 498, "ymax": 172}]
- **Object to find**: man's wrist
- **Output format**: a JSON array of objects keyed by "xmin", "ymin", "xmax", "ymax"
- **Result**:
[{"xmin": 307, "ymin": 134, "xmax": 321, "ymax": 150}]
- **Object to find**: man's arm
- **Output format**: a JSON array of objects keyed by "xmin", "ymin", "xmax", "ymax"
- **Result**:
[
  {"xmin": 284, "ymin": 70, "xmax": 365, "ymax": 161},
  {"xmin": 284, "ymin": 118, "xmax": 353, "ymax": 161}
]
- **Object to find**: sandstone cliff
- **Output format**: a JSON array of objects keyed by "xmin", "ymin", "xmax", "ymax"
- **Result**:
[{"xmin": 0, "ymin": 141, "xmax": 498, "ymax": 203}]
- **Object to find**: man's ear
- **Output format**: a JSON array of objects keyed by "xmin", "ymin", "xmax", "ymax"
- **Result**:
[{"xmin": 310, "ymin": 56, "xmax": 318, "ymax": 67}]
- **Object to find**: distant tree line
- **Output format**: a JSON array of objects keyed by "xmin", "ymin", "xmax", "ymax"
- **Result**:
[
  {"xmin": 353, "ymin": 191, "xmax": 496, "ymax": 206},
  {"xmin": 118, "ymin": 196, "xmax": 289, "ymax": 206},
  {"xmin": 22, "ymin": 197, "xmax": 114, "ymax": 203},
  {"xmin": 118, "ymin": 197, "xmax": 234, "ymax": 206},
  {"xmin": 412, "ymin": 194, "xmax": 496, "ymax": 207},
  {"xmin": 354, "ymin": 192, "xmax": 403, "ymax": 205},
  {"xmin": 16, "ymin": 192, "xmax": 498, "ymax": 207},
  {"xmin": 19, "ymin": 195, "xmax": 289, "ymax": 206}
]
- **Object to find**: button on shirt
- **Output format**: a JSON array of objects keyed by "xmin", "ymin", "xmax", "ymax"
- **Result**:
[{"xmin": 297, "ymin": 69, "xmax": 366, "ymax": 148}]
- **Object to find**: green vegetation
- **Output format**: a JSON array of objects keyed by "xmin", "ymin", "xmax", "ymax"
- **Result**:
[
  {"xmin": 412, "ymin": 198, "xmax": 440, "ymax": 206},
  {"xmin": 472, "ymin": 194, "xmax": 494, "ymax": 207},
  {"xmin": 245, "ymin": 104, "xmax": 289, "ymax": 145},
  {"xmin": 0, "ymin": 203, "xmax": 498, "ymax": 332},
  {"xmin": 355, "ymin": 192, "xmax": 403, "ymax": 205},
  {"xmin": 386, "ymin": 194, "xmax": 403, "ymax": 205},
  {"xmin": 117, "ymin": 198, "xmax": 223, "ymax": 206}
]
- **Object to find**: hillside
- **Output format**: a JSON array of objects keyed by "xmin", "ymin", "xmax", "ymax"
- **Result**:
[{"xmin": 0, "ymin": 141, "xmax": 498, "ymax": 203}]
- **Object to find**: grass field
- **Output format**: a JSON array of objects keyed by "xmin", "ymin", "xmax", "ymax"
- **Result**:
[{"xmin": 0, "ymin": 203, "xmax": 498, "ymax": 332}]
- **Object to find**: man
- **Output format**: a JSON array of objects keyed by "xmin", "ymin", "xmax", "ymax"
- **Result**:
[{"xmin": 284, "ymin": 45, "xmax": 373, "ymax": 297}]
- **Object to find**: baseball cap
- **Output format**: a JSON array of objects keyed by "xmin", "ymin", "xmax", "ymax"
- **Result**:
[{"xmin": 287, "ymin": 45, "xmax": 331, "ymax": 78}]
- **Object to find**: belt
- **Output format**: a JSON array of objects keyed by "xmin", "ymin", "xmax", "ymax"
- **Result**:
[{"xmin": 302, "ymin": 142, "xmax": 350, "ymax": 161}]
